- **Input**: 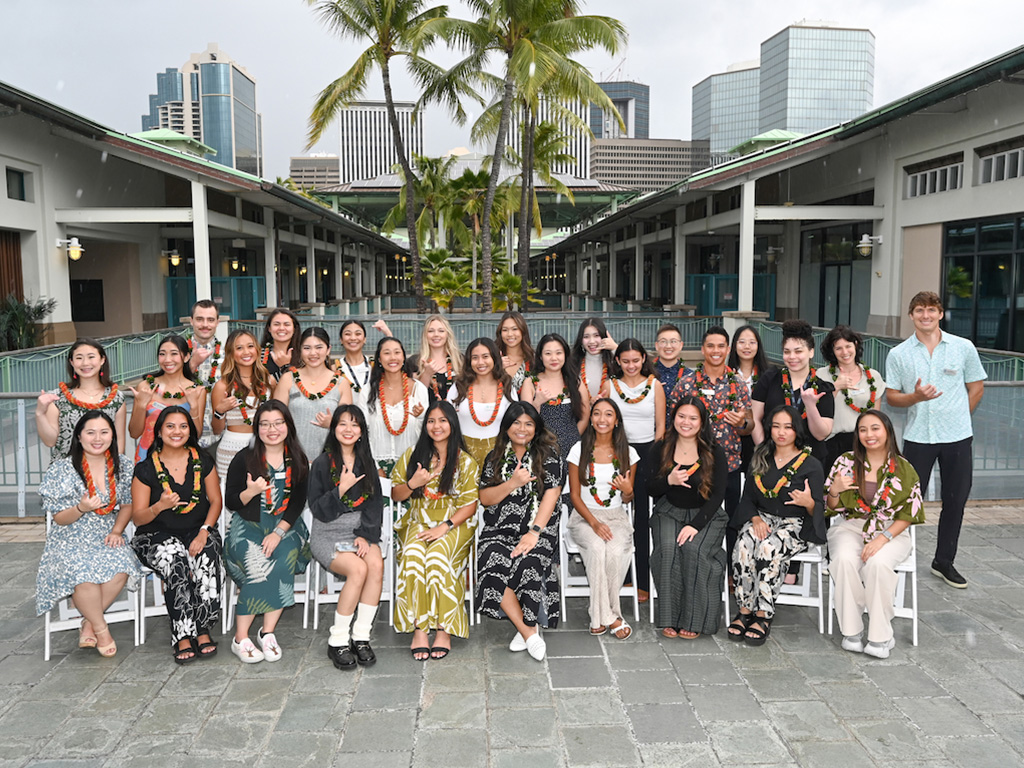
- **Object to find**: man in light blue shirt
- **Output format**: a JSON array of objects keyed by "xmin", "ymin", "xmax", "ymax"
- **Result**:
[{"xmin": 885, "ymin": 291, "xmax": 986, "ymax": 589}]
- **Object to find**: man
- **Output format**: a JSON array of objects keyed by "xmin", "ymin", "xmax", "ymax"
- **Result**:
[
  {"xmin": 886, "ymin": 291, "xmax": 986, "ymax": 589},
  {"xmin": 653, "ymin": 324, "xmax": 690, "ymax": 423},
  {"xmin": 187, "ymin": 299, "xmax": 223, "ymax": 449}
]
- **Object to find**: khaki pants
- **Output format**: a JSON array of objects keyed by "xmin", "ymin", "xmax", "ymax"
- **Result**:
[{"xmin": 567, "ymin": 506, "xmax": 633, "ymax": 629}]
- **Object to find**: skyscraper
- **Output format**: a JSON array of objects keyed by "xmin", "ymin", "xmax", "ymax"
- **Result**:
[
  {"xmin": 507, "ymin": 97, "xmax": 591, "ymax": 179},
  {"xmin": 290, "ymin": 154, "xmax": 341, "ymax": 188},
  {"xmin": 590, "ymin": 81, "xmax": 650, "ymax": 140},
  {"xmin": 337, "ymin": 101, "xmax": 423, "ymax": 183},
  {"xmin": 691, "ymin": 62, "xmax": 761, "ymax": 156}
]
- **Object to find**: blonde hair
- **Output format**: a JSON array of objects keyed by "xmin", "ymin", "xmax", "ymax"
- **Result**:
[{"xmin": 418, "ymin": 314, "xmax": 462, "ymax": 378}]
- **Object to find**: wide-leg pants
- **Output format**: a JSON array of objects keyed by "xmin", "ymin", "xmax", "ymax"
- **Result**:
[
  {"xmin": 732, "ymin": 513, "xmax": 807, "ymax": 619},
  {"xmin": 567, "ymin": 506, "xmax": 633, "ymax": 629}
]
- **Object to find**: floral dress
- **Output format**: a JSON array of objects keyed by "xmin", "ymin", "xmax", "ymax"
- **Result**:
[
  {"xmin": 47, "ymin": 385, "xmax": 125, "ymax": 460},
  {"xmin": 825, "ymin": 453, "xmax": 925, "ymax": 537}
]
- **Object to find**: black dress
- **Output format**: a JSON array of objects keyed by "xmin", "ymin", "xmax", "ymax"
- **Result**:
[{"xmin": 751, "ymin": 368, "xmax": 835, "ymax": 464}]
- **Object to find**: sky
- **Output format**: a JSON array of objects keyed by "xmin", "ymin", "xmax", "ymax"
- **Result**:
[{"xmin": 2, "ymin": 0, "xmax": 1021, "ymax": 180}]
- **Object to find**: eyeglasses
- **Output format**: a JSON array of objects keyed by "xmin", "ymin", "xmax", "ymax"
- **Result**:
[
  {"xmin": 656, "ymin": 338, "xmax": 681, "ymax": 346},
  {"xmin": 258, "ymin": 420, "xmax": 287, "ymax": 429}
]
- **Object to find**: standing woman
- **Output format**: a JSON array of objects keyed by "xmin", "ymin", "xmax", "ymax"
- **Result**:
[
  {"xmin": 413, "ymin": 314, "xmax": 463, "ymax": 403},
  {"xmin": 36, "ymin": 339, "xmax": 127, "ymax": 459},
  {"xmin": 728, "ymin": 324, "xmax": 773, "ymax": 471},
  {"xmin": 477, "ymin": 403, "xmax": 564, "ymax": 661},
  {"xmin": 308, "ymin": 405, "xmax": 385, "ymax": 670},
  {"xmin": 260, "ymin": 309, "xmax": 301, "ymax": 380},
  {"xmin": 129, "ymin": 335, "xmax": 206, "ymax": 463},
  {"xmin": 391, "ymin": 401, "xmax": 479, "ymax": 660},
  {"xmin": 571, "ymin": 318, "xmax": 615, "ymax": 401},
  {"xmin": 496, "ymin": 311, "xmax": 534, "ymax": 395},
  {"xmin": 223, "ymin": 401, "xmax": 311, "ymax": 663},
  {"xmin": 36, "ymin": 412, "xmax": 141, "ymax": 657},
  {"xmin": 274, "ymin": 327, "xmax": 352, "ymax": 461},
  {"xmin": 608, "ymin": 338, "xmax": 665, "ymax": 601},
  {"xmin": 210, "ymin": 329, "xmax": 274, "ymax": 480},
  {"xmin": 826, "ymin": 410, "xmax": 923, "ymax": 658},
  {"xmin": 521, "ymin": 333, "xmax": 589, "ymax": 464},
  {"xmin": 447, "ymin": 338, "xmax": 517, "ymax": 469},
  {"xmin": 729, "ymin": 405, "xmax": 826, "ymax": 646},
  {"xmin": 648, "ymin": 397, "xmax": 729, "ymax": 639},
  {"xmin": 337, "ymin": 320, "xmax": 373, "ymax": 397},
  {"xmin": 566, "ymin": 398, "xmax": 638, "ymax": 639},
  {"xmin": 131, "ymin": 406, "xmax": 222, "ymax": 664},
  {"xmin": 360, "ymin": 336, "xmax": 428, "ymax": 476}
]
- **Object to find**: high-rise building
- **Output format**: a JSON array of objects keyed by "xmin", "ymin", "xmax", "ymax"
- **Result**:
[
  {"xmin": 141, "ymin": 44, "xmax": 263, "ymax": 176},
  {"xmin": 590, "ymin": 81, "xmax": 650, "ymax": 140},
  {"xmin": 691, "ymin": 61, "xmax": 761, "ymax": 156},
  {"xmin": 507, "ymin": 97, "xmax": 590, "ymax": 179},
  {"xmin": 290, "ymin": 154, "xmax": 341, "ymax": 188},
  {"xmin": 338, "ymin": 101, "xmax": 423, "ymax": 183},
  {"xmin": 590, "ymin": 138, "xmax": 710, "ymax": 193}
]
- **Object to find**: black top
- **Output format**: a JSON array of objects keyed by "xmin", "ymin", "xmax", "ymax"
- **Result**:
[
  {"xmin": 410, "ymin": 354, "xmax": 454, "ymax": 404},
  {"xmin": 751, "ymin": 368, "xmax": 835, "ymax": 463},
  {"xmin": 134, "ymin": 449, "xmax": 216, "ymax": 534},
  {"xmin": 648, "ymin": 444, "xmax": 729, "ymax": 532},
  {"xmin": 307, "ymin": 452, "xmax": 384, "ymax": 544},
  {"xmin": 224, "ymin": 448, "xmax": 309, "ymax": 527},
  {"xmin": 734, "ymin": 451, "xmax": 827, "ymax": 544}
]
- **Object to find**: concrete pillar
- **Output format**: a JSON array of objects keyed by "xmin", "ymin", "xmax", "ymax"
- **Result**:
[
  {"xmin": 775, "ymin": 221, "xmax": 801, "ymax": 320},
  {"xmin": 634, "ymin": 224, "xmax": 644, "ymax": 301},
  {"xmin": 306, "ymin": 236, "xmax": 317, "ymax": 303},
  {"xmin": 608, "ymin": 246, "xmax": 618, "ymax": 301},
  {"xmin": 334, "ymin": 240, "xmax": 344, "ymax": 301},
  {"xmin": 674, "ymin": 208, "xmax": 687, "ymax": 305},
  {"xmin": 191, "ymin": 180, "xmax": 212, "ymax": 300},
  {"xmin": 355, "ymin": 246, "xmax": 364, "ymax": 298},
  {"xmin": 738, "ymin": 179, "xmax": 756, "ymax": 313},
  {"xmin": 262, "ymin": 206, "xmax": 278, "ymax": 307},
  {"xmin": 590, "ymin": 245, "xmax": 598, "ymax": 297}
]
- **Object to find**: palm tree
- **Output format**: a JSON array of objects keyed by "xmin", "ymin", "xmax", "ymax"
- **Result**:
[
  {"xmin": 424, "ymin": 266, "xmax": 477, "ymax": 312},
  {"xmin": 383, "ymin": 154, "xmax": 458, "ymax": 249}
]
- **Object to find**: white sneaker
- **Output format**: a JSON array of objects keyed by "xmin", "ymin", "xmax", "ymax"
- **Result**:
[
  {"xmin": 864, "ymin": 637, "xmax": 896, "ymax": 659},
  {"xmin": 509, "ymin": 632, "xmax": 528, "ymax": 652},
  {"xmin": 526, "ymin": 633, "xmax": 546, "ymax": 661},
  {"xmin": 231, "ymin": 637, "xmax": 264, "ymax": 664},
  {"xmin": 841, "ymin": 634, "xmax": 864, "ymax": 654},
  {"xmin": 258, "ymin": 630, "xmax": 282, "ymax": 662}
]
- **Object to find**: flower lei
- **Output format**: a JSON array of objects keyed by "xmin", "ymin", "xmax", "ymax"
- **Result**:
[
  {"xmin": 693, "ymin": 365, "xmax": 740, "ymax": 419},
  {"xmin": 330, "ymin": 457, "xmax": 367, "ymax": 508},
  {"xmin": 468, "ymin": 381, "xmax": 504, "ymax": 427},
  {"xmin": 144, "ymin": 375, "xmax": 186, "ymax": 400},
  {"xmin": 612, "ymin": 375, "xmax": 654, "ymax": 404},
  {"xmin": 81, "ymin": 451, "xmax": 117, "ymax": 515},
  {"xmin": 587, "ymin": 450, "xmax": 622, "ymax": 507},
  {"xmin": 152, "ymin": 447, "xmax": 202, "ymax": 514},
  {"xmin": 380, "ymin": 373, "xmax": 412, "ymax": 436},
  {"xmin": 502, "ymin": 443, "xmax": 539, "ymax": 525},
  {"xmin": 854, "ymin": 457, "xmax": 898, "ymax": 540},
  {"xmin": 828, "ymin": 364, "xmax": 878, "ymax": 413},
  {"xmin": 342, "ymin": 355, "xmax": 371, "ymax": 393},
  {"xmin": 530, "ymin": 374, "xmax": 568, "ymax": 406},
  {"xmin": 188, "ymin": 337, "xmax": 221, "ymax": 391},
  {"xmin": 234, "ymin": 382, "xmax": 268, "ymax": 426},
  {"xmin": 581, "ymin": 361, "xmax": 608, "ymax": 395},
  {"xmin": 264, "ymin": 450, "xmax": 293, "ymax": 517},
  {"xmin": 421, "ymin": 458, "xmax": 447, "ymax": 501},
  {"xmin": 429, "ymin": 357, "xmax": 454, "ymax": 398},
  {"xmin": 59, "ymin": 381, "xmax": 119, "ymax": 410},
  {"xmin": 754, "ymin": 446, "xmax": 812, "ymax": 498},
  {"xmin": 780, "ymin": 368, "xmax": 818, "ymax": 419},
  {"xmin": 292, "ymin": 369, "xmax": 339, "ymax": 401}
]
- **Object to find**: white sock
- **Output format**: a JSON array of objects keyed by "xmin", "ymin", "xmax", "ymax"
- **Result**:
[
  {"xmin": 351, "ymin": 602, "xmax": 378, "ymax": 642},
  {"xmin": 328, "ymin": 612, "xmax": 352, "ymax": 647}
]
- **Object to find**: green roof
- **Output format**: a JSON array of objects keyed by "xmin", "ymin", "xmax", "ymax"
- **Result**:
[{"xmin": 129, "ymin": 129, "xmax": 216, "ymax": 156}]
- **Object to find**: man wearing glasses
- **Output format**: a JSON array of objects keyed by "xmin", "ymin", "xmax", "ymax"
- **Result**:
[{"xmin": 653, "ymin": 324, "xmax": 691, "ymax": 421}]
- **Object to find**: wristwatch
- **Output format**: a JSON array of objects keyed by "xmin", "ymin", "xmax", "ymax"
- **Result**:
[
  {"xmin": 529, "ymin": 524, "xmax": 542, "ymax": 534},
  {"xmin": 444, "ymin": 519, "xmax": 455, "ymax": 530},
  {"xmin": 880, "ymin": 530, "xmax": 893, "ymax": 541},
  {"xmin": 200, "ymin": 524, "xmax": 213, "ymax": 534}
]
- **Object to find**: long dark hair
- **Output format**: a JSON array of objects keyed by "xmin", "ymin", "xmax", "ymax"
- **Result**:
[
  {"xmin": 323, "ymin": 404, "xmax": 380, "ymax": 500},
  {"xmin": 149, "ymin": 335, "xmax": 196, "ymax": 382},
  {"xmin": 656, "ymin": 396, "xmax": 715, "ymax": 499},
  {"xmin": 749, "ymin": 405, "xmax": 807, "ymax": 477},
  {"xmin": 151, "ymin": 405, "xmax": 200, "ymax": 454},
  {"xmin": 576, "ymin": 397, "xmax": 631, "ymax": 486},
  {"xmin": 727, "ymin": 324, "xmax": 772, "ymax": 377},
  {"xmin": 452, "ymin": 337, "xmax": 512, "ymax": 406},
  {"xmin": 612, "ymin": 338, "xmax": 655, "ymax": 378},
  {"xmin": 296, "ymin": 327, "xmax": 334, "ymax": 369},
  {"xmin": 220, "ymin": 329, "xmax": 272, "ymax": 401},
  {"xmin": 366, "ymin": 336, "xmax": 417, "ymax": 414},
  {"xmin": 69, "ymin": 411, "xmax": 120, "ymax": 485},
  {"xmin": 405, "ymin": 401, "xmax": 465, "ymax": 498},
  {"xmin": 244, "ymin": 400, "xmax": 309, "ymax": 487},
  {"xmin": 571, "ymin": 317, "xmax": 614, "ymax": 375},
  {"xmin": 533, "ymin": 333, "xmax": 583, "ymax": 423},
  {"xmin": 495, "ymin": 311, "xmax": 535, "ymax": 365},
  {"xmin": 260, "ymin": 308, "xmax": 302, "ymax": 368},
  {"xmin": 851, "ymin": 410, "xmax": 901, "ymax": 499},
  {"xmin": 481, "ymin": 402, "xmax": 559, "ymax": 496},
  {"xmin": 66, "ymin": 339, "xmax": 113, "ymax": 387}
]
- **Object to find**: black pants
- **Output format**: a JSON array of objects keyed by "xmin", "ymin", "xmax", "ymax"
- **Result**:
[
  {"xmin": 723, "ymin": 469, "xmax": 743, "ymax": 565},
  {"xmin": 630, "ymin": 441, "xmax": 654, "ymax": 591},
  {"xmin": 902, "ymin": 437, "xmax": 973, "ymax": 566}
]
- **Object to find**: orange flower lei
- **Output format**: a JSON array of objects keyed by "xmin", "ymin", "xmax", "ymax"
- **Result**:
[
  {"xmin": 187, "ymin": 337, "xmax": 221, "ymax": 391},
  {"xmin": 59, "ymin": 382, "xmax": 119, "ymax": 410},
  {"xmin": 468, "ymin": 381, "xmax": 504, "ymax": 427},
  {"xmin": 264, "ymin": 450, "xmax": 293, "ymax": 517},
  {"xmin": 234, "ymin": 382, "xmax": 268, "ymax": 426},
  {"xmin": 754, "ymin": 447, "xmax": 812, "ymax": 498},
  {"xmin": 81, "ymin": 451, "xmax": 117, "ymax": 515},
  {"xmin": 612, "ymin": 375, "xmax": 654, "ymax": 404},
  {"xmin": 781, "ymin": 368, "xmax": 818, "ymax": 420},
  {"xmin": 380, "ymin": 373, "xmax": 412, "ymax": 436},
  {"xmin": 330, "ymin": 458, "xmax": 367, "ymax": 508},
  {"xmin": 292, "ymin": 369, "xmax": 339, "ymax": 400},
  {"xmin": 531, "ymin": 375, "xmax": 568, "ymax": 406},
  {"xmin": 152, "ymin": 447, "xmax": 202, "ymax": 515},
  {"xmin": 429, "ymin": 357, "xmax": 454, "ymax": 398},
  {"xmin": 581, "ymin": 362, "xmax": 608, "ymax": 395}
]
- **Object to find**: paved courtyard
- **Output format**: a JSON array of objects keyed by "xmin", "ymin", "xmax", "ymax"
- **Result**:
[{"xmin": 1, "ymin": 505, "xmax": 1024, "ymax": 767}]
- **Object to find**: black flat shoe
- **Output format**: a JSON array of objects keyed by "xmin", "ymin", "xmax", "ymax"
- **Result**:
[
  {"xmin": 350, "ymin": 639, "xmax": 376, "ymax": 666},
  {"xmin": 327, "ymin": 643, "xmax": 357, "ymax": 670}
]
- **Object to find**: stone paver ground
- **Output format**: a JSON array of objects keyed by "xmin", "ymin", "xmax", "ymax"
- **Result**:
[{"xmin": 2, "ymin": 505, "xmax": 1024, "ymax": 767}]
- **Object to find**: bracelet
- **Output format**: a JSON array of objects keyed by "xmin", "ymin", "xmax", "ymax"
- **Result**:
[
  {"xmin": 213, "ymin": 411, "xmax": 225, "ymax": 420},
  {"xmin": 273, "ymin": 526, "xmax": 287, "ymax": 538},
  {"xmin": 75, "ymin": 503, "xmax": 85, "ymax": 514},
  {"xmin": 826, "ymin": 491, "xmax": 840, "ymax": 498}
]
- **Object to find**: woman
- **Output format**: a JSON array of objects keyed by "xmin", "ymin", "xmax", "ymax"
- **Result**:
[
  {"xmin": 210, "ymin": 329, "xmax": 274, "ymax": 480},
  {"xmin": 826, "ymin": 410, "xmax": 924, "ymax": 659},
  {"xmin": 648, "ymin": 397, "xmax": 729, "ymax": 639},
  {"xmin": 447, "ymin": 337, "xmax": 517, "ymax": 469},
  {"xmin": 308, "ymin": 405, "xmax": 385, "ymax": 670},
  {"xmin": 391, "ymin": 401, "xmax": 479, "ymax": 660},
  {"xmin": 337, "ymin": 320, "xmax": 373, "ymax": 397},
  {"xmin": 729, "ymin": 406, "xmax": 826, "ymax": 646},
  {"xmin": 608, "ymin": 338, "xmax": 665, "ymax": 601},
  {"xmin": 36, "ymin": 411, "xmax": 141, "ymax": 657},
  {"xmin": 36, "ymin": 339, "xmax": 127, "ymax": 459},
  {"xmin": 520, "ymin": 333, "xmax": 589, "ymax": 464},
  {"xmin": 496, "ymin": 311, "xmax": 534, "ymax": 395},
  {"xmin": 131, "ymin": 406, "xmax": 222, "ymax": 663},
  {"xmin": 413, "ymin": 314, "xmax": 462, "ymax": 403},
  {"xmin": 128, "ymin": 335, "xmax": 206, "ymax": 463},
  {"xmin": 223, "ymin": 401, "xmax": 311, "ymax": 663},
  {"xmin": 360, "ymin": 336, "xmax": 428, "ymax": 476},
  {"xmin": 571, "ymin": 318, "xmax": 615, "ymax": 401},
  {"xmin": 566, "ymin": 398, "xmax": 638, "ymax": 639},
  {"xmin": 274, "ymin": 327, "xmax": 352, "ymax": 460},
  {"xmin": 477, "ymin": 403, "xmax": 563, "ymax": 661},
  {"xmin": 260, "ymin": 308, "xmax": 301, "ymax": 380},
  {"xmin": 817, "ymin": 325, "xmax": 886, "ymax": 472}
]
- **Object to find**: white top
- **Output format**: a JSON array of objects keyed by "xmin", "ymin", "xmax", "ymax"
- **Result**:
[
  {"xmin": 339, "ymin": 356, "xmax": 372, "ymax": 396},
  {"xmin": 446, "ymin": 384, "xmax": 518, "ymax": 439},
  {"xmin": 816, "ymin": 365, "xmax": 887, "ymax": 439},
  {"xmin": 566, "ymin": 442, "xmax": 640, "ymax": 511},
  {"xmin": 609, "ymin": 377, "xmax": 657, "ymax": 444},
  {"xmin": 583, "ymin": 353, "xmax": 606, "ymax": 399},
  {"xmin": 356, "ymin": 378, "xmax": 429, "ymax": 463}
]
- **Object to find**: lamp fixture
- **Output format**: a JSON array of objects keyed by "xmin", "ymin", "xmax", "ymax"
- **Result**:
[
  {"xmin": 162, "ymin": 249, "xmax": 181, "ymax": 267},
  {"xmin": 857, "ymin": 234, "xmax": 883, "ymax": 257},
  {"xmin": 344, "ymin": 270, "xmax": 350, "ymax": 277},
  {"xmin": 299, "ymin": 266, "xmax": 308, "ymax": 276},
  {"xmin": 322, "ymin": 268, "xmax": 328, "ymax": 276},
  {"xmin": 57, "ymin": 237, "xmax": 84, "ymax": 261},
  {"xmin": 231, "ymin": 258, "xmax": 239, "ymax": 270}
]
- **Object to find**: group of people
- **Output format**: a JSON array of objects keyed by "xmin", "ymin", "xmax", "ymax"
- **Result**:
[{"xmin": 33, "ymin": 289, "xmax": 984, "ymax": 665}]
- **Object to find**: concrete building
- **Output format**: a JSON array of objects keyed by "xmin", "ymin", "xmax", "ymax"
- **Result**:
[
  {"xmin": 290, "ymin": 154, "xmax": 341, "ymax": 189},
  {"xmin": 338, "ymin": 101, "xmax": 422, "ymax": 184},
  {"xmin": 507, "ymin": 98, "xmax": 591, "ymax": 179},
  {"xmin": 590, "ymin": 81, "xmax": 649, "ymax": 140},
  {"xmin": 590, "ymin": 138, "xmax": 710, "ymax": 193}
]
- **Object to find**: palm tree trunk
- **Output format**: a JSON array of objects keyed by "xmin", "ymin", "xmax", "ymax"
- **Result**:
[
  {"xmin": 518, "ymin": 106, "xmax": 536, "ymax": 312},
  {"xmin": 481, "ymin": 71, "xmax": 516, "ymax": 314},
  {"xmin": 382, "ymin": 63, "xmax": 426, "ymax": 312}
]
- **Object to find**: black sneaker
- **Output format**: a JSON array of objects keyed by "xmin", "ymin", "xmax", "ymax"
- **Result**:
[
  {"xmin": 931, "ymin": 560, "xmax": 968, "ymax": 589},
  {"xmin": 327, "ymin": 643, "xmax": 357, "ymax": 670},
  {"xmin": 350, "ymin": 639, "xmax": 376, "ymax": 666}
]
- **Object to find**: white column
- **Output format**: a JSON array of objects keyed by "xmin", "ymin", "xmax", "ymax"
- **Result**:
[
  {"xmin": 634, "ymin": 224, "xmax": 644, "ymax": 301},
  {"xmin": 674, "ymin": 207, "xmax": 687, "ymax": 305},
  {"xmin": 368, "ymin": 247, "xmax": 378, "ymax": 295},
  {"xmin": 608, "ymin": 246, "xmax": 618, "ymax": 300},
  {"xmin": 355, "ymin": 246, "xmax": 364, "ymax": 297},
  {"xmin": 738, "ymin": 179, "xmax": 756, "ymax": 312},
  {"xmin": 334, "ymin": 240, "xmax": 344, "ymax": 301},
  {"xmin": 191, "ymin": 180, "xmax": 212, "ymax": 300},
  {"xmin": 262, "ymin": 206, "xmax": 277, "ymax": 307},
  {"xmin": 306, "ymin": 236, "xmax": 317, "ymax": 303},
  {"xmin": 590, "ymin": 244, "xmax": 598, "ymax": 296}
]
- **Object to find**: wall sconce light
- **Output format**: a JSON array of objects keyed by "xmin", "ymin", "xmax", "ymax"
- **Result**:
[
  {"xmin": 344, "ymin": 270, "xmax": 350, "ymax": 277},
  {"xmin": 162, "ymin": 249, "xmax": 181, "ymax": 267},
  {"xmin": 322, "ymin": 268, "xmax": 328, "ymax": 276},
  {"xmin": 57, "ymin": 237, "xmax": 84, "ymax": 261},
  {"xmin": 299, "ymin": 266, "xmax": 308, "ymax": 276},
  {"xmin": 857, "ymin": 234, "xmax": 883, "ymax": 257},
  {"xmin": 231, "ymin": 258, "xmax": 239, "ymax": 270}
]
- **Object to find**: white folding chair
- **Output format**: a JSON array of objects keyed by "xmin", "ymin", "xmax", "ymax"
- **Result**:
[
  {"xmin": 776, "ymin": 544, "xmax": 827, "ymax": 633},
  {"xmin": 828, "ymin": 525, "xmax": 919, "ymax": 646}
]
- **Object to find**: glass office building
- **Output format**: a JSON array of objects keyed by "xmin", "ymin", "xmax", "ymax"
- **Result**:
[
  {"xmin": 692, "ymin": 64, "xmax": 761, "ymax": 156},
  {"xmin": 591, "ymin": 81, "xmax": 650, "ymax": 140}
]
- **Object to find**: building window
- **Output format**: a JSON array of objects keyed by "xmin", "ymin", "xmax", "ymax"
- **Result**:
[
  {"xmin": 978, "ymin": 148, "xmax": 1024, "ymax": 185},
  {"xmin": 5, "ymin": 168, "xmax": 29, "ymax": 201},
  {"xmin": 905, "ymin": 154, "xmax": 963, "ymax": 198}
]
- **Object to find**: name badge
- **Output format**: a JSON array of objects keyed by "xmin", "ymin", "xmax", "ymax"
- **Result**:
[
  {"xmin": 701, "ymin": 388, "xmax": 715, "ymax": 398},
  {"xmin": 943, "ymin": 368, "xmax": 957, "ymax": 376},
  {"xmin": 274, "ymin": 471, "xmax": 286, "ymax": 481}
]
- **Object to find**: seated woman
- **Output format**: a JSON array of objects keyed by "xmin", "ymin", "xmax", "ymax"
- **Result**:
[
  {"xmin": 729, "ymin": 405, "xmax": 826, "ymax": 646},
  {"xmin": 308, "ymin": 404, "xmax": 385, "ymax": 671},
  {"xmin": 391, "ymin": 401, "xmax": 479, "ymax": 661},
  {"xmin": 648, "ymin": 396, "xmax": 729, "ymax": 640},
  {"xmin": 477, "ymin": 403, "xmax": 563, "ymax": 661},
  {"xmin": 566, "ymin": 398, "xmax": 638, "ymax": 640},
  {"xmin": 223, "ymin": 400, "xmax": 311, "ymax": 663},
  {"xmin": 827, "ymin": 410, "xmax": 924, "ymax": 659},
  {"xmin": 36, "ymin": 411, "xmax": 141, "ymax": 657},
  {"xmin": 131, "ymin": 406, "xmax": 223, "ymax": 664}
]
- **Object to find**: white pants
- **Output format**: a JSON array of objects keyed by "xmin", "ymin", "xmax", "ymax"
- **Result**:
[
  {"xmin": 827, "ymin": 516, "xmax": 913, "ymax": 643},
  {"xmin": 567, "ymin": 506, "xmax": 633, "ymax": 629}
]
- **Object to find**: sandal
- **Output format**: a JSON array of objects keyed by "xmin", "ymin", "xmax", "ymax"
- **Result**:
[
  {"xmin": 410, "ymin": 647, "xmax": 430, "ymax": 661},
  {"xmin": 95, "ymin": 624, "xmax": 116, "ymax": 657},
  {"xmin": 78, "ymin": 618, "xmax": 97, "ymax": 649},
  {"xmin": 173, "ymin": 640, "xmax": 197, "ymax": 665},
  {"xmin": 744, "ymin": 616, "xmax": 773, "ymax": 647},
  {"xmin": 727, "ymin": 612, "xmax": 754, "ymax": 642},
  {"xmin": 195, "ymin": 634, "xmax": 218, "ymax": 659},
  {"xmin": 589, "ymin": 625, "xmax": 607, "ymax": 636},
  {"xmin": 637, "ymin": 589, "xmax": 650, "ymax": 604},
  {"xmin": 609, "ymin": 619, "xmax": 632, "ymax": 640},
  {"xmin": 677, "ymin": 628, "xmax": 700, "ymax": 640},
  {"xmin": 661, "ymin": 627, "xmax": 679, "ymax": 639},
  {"xmin": 430, "ymin": 631, "xmax": 451, "ymax": 660}
]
